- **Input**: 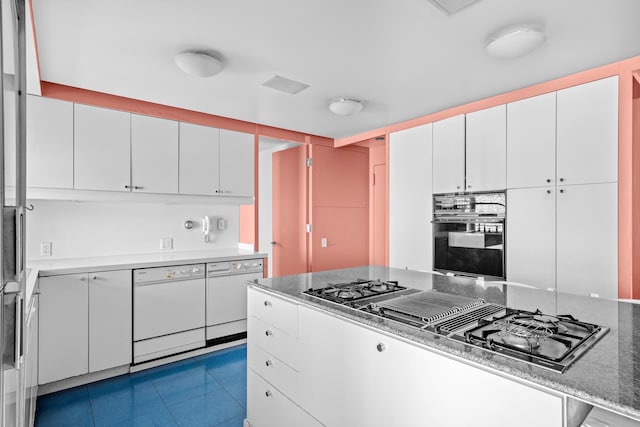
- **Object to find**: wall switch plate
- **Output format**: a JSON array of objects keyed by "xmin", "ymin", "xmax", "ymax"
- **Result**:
[
  {"xmin": 160, "ymin": 237, "xmax": 173, "ymax": 250},
  {"xmin": 40, "ymin": 242, "xmax": 52, "ymax": 257},
  {"xmin": 321, "ymin": 238, "xmax": 328, "ymax": 248}
]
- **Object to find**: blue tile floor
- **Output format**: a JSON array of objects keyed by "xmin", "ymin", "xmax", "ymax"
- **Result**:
[{"xmin": 35, "ymin": 344, "xmax": 247, "ymax": 427}]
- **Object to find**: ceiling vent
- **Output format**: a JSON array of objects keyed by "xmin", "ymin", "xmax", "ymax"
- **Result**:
[
  {"xmin": 428, "ymin": 0, "xmax": 482, "ymax": 15},
  {"xmin": 261, "ymin": 75, "xmax": 310, "ymax": 95}
]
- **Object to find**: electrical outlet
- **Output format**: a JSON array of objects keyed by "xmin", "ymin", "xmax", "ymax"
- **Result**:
[
  {"xmin": 160, "ymin": 238, "xmax": 173, "ymax": 250},
  {"xmin": 321, "ymin": 238, "xmax": 328, "ymax": 248},
  {"xmin": 40, "ymin": 242, "xmax": 52, "ymax": 257}
]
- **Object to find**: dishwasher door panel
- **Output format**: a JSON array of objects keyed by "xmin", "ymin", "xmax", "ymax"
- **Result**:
[
  {"xmin": 134, "ymin": 278, "xmax": 205, "ymax": 341},
  {"xmin": 206, "ymin": 272, "xmax": 262, "ymax": 326}
]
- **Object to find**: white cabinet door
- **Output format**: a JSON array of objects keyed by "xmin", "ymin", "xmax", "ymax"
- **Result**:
[
  {"xmin": 432, "ymin": 114, "xmax": 465, "ymax": 193},
  {"xmin": 219, "ymin": 129, "xmax": 254, "ymax": 197},
  {"xmin": 39, "ymin": 274, "xmax": 89, "ymax": 384},
  {"xmin": 507, "ymin": 92, "xmax": 556, "ymax": 189},
  {"xmin": 179, "ymin": 122, "xmax": 220, "ymax": 196},
  {"xmin": 26, "ymin": 96, "xmax": 74, "ymax": 189},
  {"xmin": 466, "ymin": 104, "xmax": 507, "ymax": 192},
  {"xmin": 89, "ymin": 270, "xmax": 132, "ymax": 372},
  {"xmin": 206, "ymin": 272, "xmax": 261, "ymax": 326},
  {"xmin": 557, "ymin": 183, "xmax": 618, "ymax": 299},
  {"xmin": 506, "ymin": 187, "xmax": 556, "ymax": 290},
  {"xmin": 389, "ymin": 124, "xmax": 433, "ymax": 271},
  {"xmin": 74, "ymin": 104, "xmax": 131, "ymax": 191},
  {"xmin": 23, "ymin": 294, "xmax": 38, "ymax": 427},
  {"xmin": 131, "ymin": 114, "xmax": 178, "ymax": 194},
  {"xmin": 557, "ymin": 76, "xmax": 618, "ymax": 185}
]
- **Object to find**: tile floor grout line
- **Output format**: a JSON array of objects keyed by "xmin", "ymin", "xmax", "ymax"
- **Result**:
[{"xmin": 149, "ymin": 380, "xmax": 181, "ymax": 427}]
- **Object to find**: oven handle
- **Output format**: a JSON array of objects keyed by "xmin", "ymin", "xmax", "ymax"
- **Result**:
[{"xmin": 432, "ymin": 218, "xmax": 504, "ymax": 224}]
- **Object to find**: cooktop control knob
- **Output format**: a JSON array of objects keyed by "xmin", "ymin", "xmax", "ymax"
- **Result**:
[
  {"xmin": 234, "ymin": 264, "xmax": 242, "ymax": 270},
  {"xmin": 180, "ymin": 270, "xmax": 187, "ymax": 275},
  {"xmin": 191, "ymin": 267, "xmax": 200, "ymax": 274}
]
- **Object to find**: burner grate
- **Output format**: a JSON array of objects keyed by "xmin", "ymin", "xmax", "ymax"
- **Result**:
[{"xmin": 433, "ymin": 303, "xmax": 504, "ymax": 334}]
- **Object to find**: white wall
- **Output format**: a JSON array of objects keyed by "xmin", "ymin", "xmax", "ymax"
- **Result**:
[{"xmin": 26, "ymin": 200, "xmax": 240, "ymax": 260}]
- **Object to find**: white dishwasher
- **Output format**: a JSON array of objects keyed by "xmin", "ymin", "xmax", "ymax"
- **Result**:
[
  {"xmin": 206, "ymin": 259, "xmax": 264, "ymax": 341},
  {"xmin": 133, "ymin": 264, "xmax": 205, "ymax": 363}
]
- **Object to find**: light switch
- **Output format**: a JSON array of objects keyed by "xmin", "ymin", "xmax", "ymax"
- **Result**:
[{"xmin": 321, "ymin": 238, "xmax": 327, "ymax": 248}]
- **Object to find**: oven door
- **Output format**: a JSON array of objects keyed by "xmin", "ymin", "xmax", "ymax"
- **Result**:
[{"xmin": 433, "ymin": 219, "xmax": 505, "ymax": 279}]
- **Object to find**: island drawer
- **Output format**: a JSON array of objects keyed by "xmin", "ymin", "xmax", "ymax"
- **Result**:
[
  {"xmin": 248, "ymin": 315, "xmax": 300, "ymax": 370},
  {"xmin": 247, "ymin": 369, "xmax": 323, "ymax": 427},
  {"xmin": 248, "ymin": 344, "xmax": 299, "ymax": 399},
  {"xmin": 248, "ymin": 287, "xmax": 298, "ymax": 337}
]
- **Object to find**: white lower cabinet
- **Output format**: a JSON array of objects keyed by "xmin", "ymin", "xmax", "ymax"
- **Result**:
[
  {"xmin": 39, "ymin": 270, "xmax": 132, "ymax": 384},
  {"xmin": 297, "ymin": 305, "xmax": 563, "ymax": 427},
  {"xmin": 23, "ymin": 292, "xmax": 39, "ymax": 427}
]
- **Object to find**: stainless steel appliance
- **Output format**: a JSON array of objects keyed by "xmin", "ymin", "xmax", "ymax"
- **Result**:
[
  {"xmin": 133, "ymin": 264, "xmax": 206, "ymax": 363},
  {"xmin": 206, "ymin": 259, "xmax": 263, "ymax": 342},
  {"xmin": 303, "ymin": 279, "xmax": 608, "ymax": 373},
  {"xmin": 433, "ymin": 192, "xmax": 506, "ymax": 279}
]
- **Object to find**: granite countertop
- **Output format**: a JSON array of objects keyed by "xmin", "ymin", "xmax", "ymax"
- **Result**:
[{"xmin": 250, "ymin": 265, "xmax": 640, "ymax": 421}]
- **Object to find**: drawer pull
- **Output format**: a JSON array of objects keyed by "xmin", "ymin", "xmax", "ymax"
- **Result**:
[
  {"xmin": 265, "ymin": 390, "xmax": 272, "ymax": 397},
  {"xmin": 264, "ymin": 300, "xmax": 272, "ymax": 307},
  {"xmin": 376, "ymin": 343, "xmax": 386, "ymax": 352},
  {"xmin": 265, "ymin": 329, "xmax": 273, "ymax": 337},
  {"xmin": 265, "ymin": 359, "xmax": 273, "ymax": 367}
]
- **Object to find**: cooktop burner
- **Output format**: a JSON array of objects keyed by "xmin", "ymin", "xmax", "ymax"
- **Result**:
[{"xmin": 304, "ymin": 279, "xmax": 407, "ymax": 304}]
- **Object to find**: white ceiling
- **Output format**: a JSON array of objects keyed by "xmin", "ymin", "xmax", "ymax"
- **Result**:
[{"xmin": 32, "ymin": 0, "xmax": 640, "ymax": 139}]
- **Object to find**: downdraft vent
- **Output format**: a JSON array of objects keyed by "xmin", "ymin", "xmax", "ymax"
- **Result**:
[
  {"xmin": 428, "ymin": 0, "xmax": 482, "ymax": 15},
  {"xmin": 261, "ymin": 75, "xmax": 310, "ymax": 95}
]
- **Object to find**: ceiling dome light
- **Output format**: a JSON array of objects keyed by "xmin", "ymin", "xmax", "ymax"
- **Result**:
[
  {"xmin": 486, "ymin": 25, "xmax": 546, "ymax": 59},
  {"xmin": 329, "ymin": 98, "xmax": 364, "ymax": 116},
  {"xmin": 174, "ymin": 51, "xmax": 224, "ymax": 77}
]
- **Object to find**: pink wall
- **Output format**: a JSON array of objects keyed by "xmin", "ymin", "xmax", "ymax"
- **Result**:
[
  {"xmin": 368, "ymin": 140, "xmax": 387, "ymax": 265},
  {"xmin": 239, "ymin": 205, "xmax": 255, "ymax": 245}
]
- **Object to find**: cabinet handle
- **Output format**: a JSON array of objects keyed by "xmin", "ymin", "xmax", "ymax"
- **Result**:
[
  {"xmin": 133, "ymin": 186, "xmax": 143, "ymax": 190},
  {"xmin": 265, "ymin": 390, "xmax": 272, "ymax": 397},
  {"xmin": 124, "ymin": 184, "xmax": 131, "ymax": 189},
  {"xmin": 376, "ymin": 343, "xmax": 386, "ymax": 352},
  {"xmin": 560, "ymin": 189, "xmax": 565, "ymax": 194},
  {"xmin": 559, "ymin": 178, "xmax": 565, "ymax": 182},
  {"xmin": 264, "ymin": 300, "xmax": 272, "ymax": 307},
  {"xmin": 546, "ymin": 190, "xmax": 552, "ymax": 194},
  {"xmin": 92, "ymin": 275, "xmax": 98, "ymax": 280},
  {"xmin": 265, "ymin": 359, "xmax": 273, "ymax": 367},
  {"xmin": 467, "ymin": 185, "xmax": 472, "ymax": 189},
  {"xmin": 265, "ymin": 329, "xmax": 273, "ymax": 337},
  {"xmin": 215, "ymin": 189, "xmax": 220, "ymax": 194},
  {"xmin": 546, "ymin": 179, "xmax": 552, "ymax": 183}
]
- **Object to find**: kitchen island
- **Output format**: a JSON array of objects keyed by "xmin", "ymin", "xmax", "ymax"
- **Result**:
[{"xmin": 246, "ymin": 266, "xmax": 640, "ymax": 427}]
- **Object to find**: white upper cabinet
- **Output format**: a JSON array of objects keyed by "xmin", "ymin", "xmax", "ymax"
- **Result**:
[
  {"xmin": 131, "ymin": 114, "xmax": 179, "ymax": 194},
  {"xmin": 389, "ymin": 124, "xmax": 433, "ymax": 271},
  {"xmin": 556, "ymin": 182, "xmax": 618, "ymax": 299},
  {"xmin": 219, "ymin": 129, "xmax": 254, "ymax": 197},
  {"xmin": 74, "ymin": 104, "xmax": 131, "ymax": 192},
  {"xmin": 465, "ymin": 104, "xmax": 506, "ymax": 192},
  {"xmin": 432, "ymin": 114, "xmax": 465, "ymax": 194},
  {"xmin": 179, "ymin": 122, "xmax": 220, "ymax": 196},
  {"xmin": 26, "ymin": 95, "xmax": 74, "ymax": 189},
  {"xmin": 507, "ymin": 92, "xmax": 556, "ymax": 189},
  {"xmin": 556, "ymin": 76, "xmax": 618, "ymax": 185}
]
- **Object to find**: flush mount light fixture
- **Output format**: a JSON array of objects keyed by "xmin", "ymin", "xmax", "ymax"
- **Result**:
[
  {"xmin": 174, "ymin": 51, "xmax": 223, "ymax": 77},
  {"xmin": 486, "ymin": 25, "xmax": 546, "ymax": 59},
  {"xmin": 329, "ymin": 98, "xmax": 364, "ymax": 116}
]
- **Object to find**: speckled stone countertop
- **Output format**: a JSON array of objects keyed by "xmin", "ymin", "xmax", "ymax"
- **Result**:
[{"xmin": 250, "ymin": 265, "xmax": 640, "ymax": 421}]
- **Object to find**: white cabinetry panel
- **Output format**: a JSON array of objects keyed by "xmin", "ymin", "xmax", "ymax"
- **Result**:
[
  {"xmin": 89, "ymin": 270, "xmax": 132, "ymax": 372},
  {"xmin": 219, "ymin": 129, "xmax": 254, "ymax": 197},
  {"xmin": 26, "ymin": 95, "xmax": 74, "ymax": 189},
  {"xmin": 507, "ymin": 92, "xmax": 556, "ymax": 189},
  {"xmin": 557, "ymin": 183, "xmax": 618, "ymax": 299},
  {"xmin": 557, "ymin": 76, "xmax": 618, "ymax": 185},
  {"xmin": 389, "ymin": 124, "xmax": 433, "ymax": 271},
  {"xmin": 465, "ymin": 104, "xmax": 506, "ymax": 192},
  {"xmin": 39, "ymin": 274, "xmax": 89, "ymax": 384},
  {"xmin": 74, "ymin": 104, "xmax": 131, "ymax": 192},
  {"xmin": 131, "ymin": 114, "xmax": 179, "ymax": 194},
  {"xmin": 506, "ymin": 187, "xmax": 556, "ymax": 290},
  {"xmin": 432, "ymin": 114, "xmax": 465, "ymax": 194},
  {"xmin": 179, "ymin": 122, "xmax": 220, "ymax": 196}
]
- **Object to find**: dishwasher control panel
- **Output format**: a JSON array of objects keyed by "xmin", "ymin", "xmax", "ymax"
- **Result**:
[
  {"xmin": 134, "ymin": 263, "xmax": 206, "ymax": 284},
  {"xmin": 207, "ymin": 259, "xmax": 264, "ymax": 276}
]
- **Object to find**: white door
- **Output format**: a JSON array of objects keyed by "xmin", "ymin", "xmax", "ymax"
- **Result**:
[
  {"xmin": 465, "ymin": 104, "xmax": 507, "ymax": 192},
  {"xmin": 389, "ymin": 124, "xmax": 433, "ymax": 271},
  {"xmin": 131, "ymin": 114, "xmax": 179, "ymax": 194},
  {"xmin": 179, "ymin": 122, "xmax": 220, "ymax": 195},
  {"xmin": 206, "ymin": 272, "xmax": 262, "ymax": 326},
  {"xmin": 506, "ymin": 92, "xmax": 556, "ymax": 189},
  {"xmin": 432, "ymin": 114, "xmax": 465, "ymax": 194},
  {"xmin": 219, "ymin": 129, "xmax": 254, "ymax": 197},
  {"xmin": 506, "ymin": 187, "xmax": 556, "ymax": 290},
  {"xmin": 26, "ymin": 95, "xmax": 74, "ymax": 189},
  {"xmin": 556, "ymin": 76, "xmax": 618, "ymax": 185},
  {"xmin": 89, "ymin": 270, "xmax": 132, "ymax": 372},
  {"xmin": 556, "ymin": 182, "xmax": 618, "ymax": 299},
  {"xmin": 74, "ymin": 104, "xmax": 131, "ymax": 191},
  {"xmin": 39, "ymin": 274, "xmax": 89, "ymax": 384},
  {"xmin": 134, "ymin": 278, "xmax": 205, "ymax": 340}
]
